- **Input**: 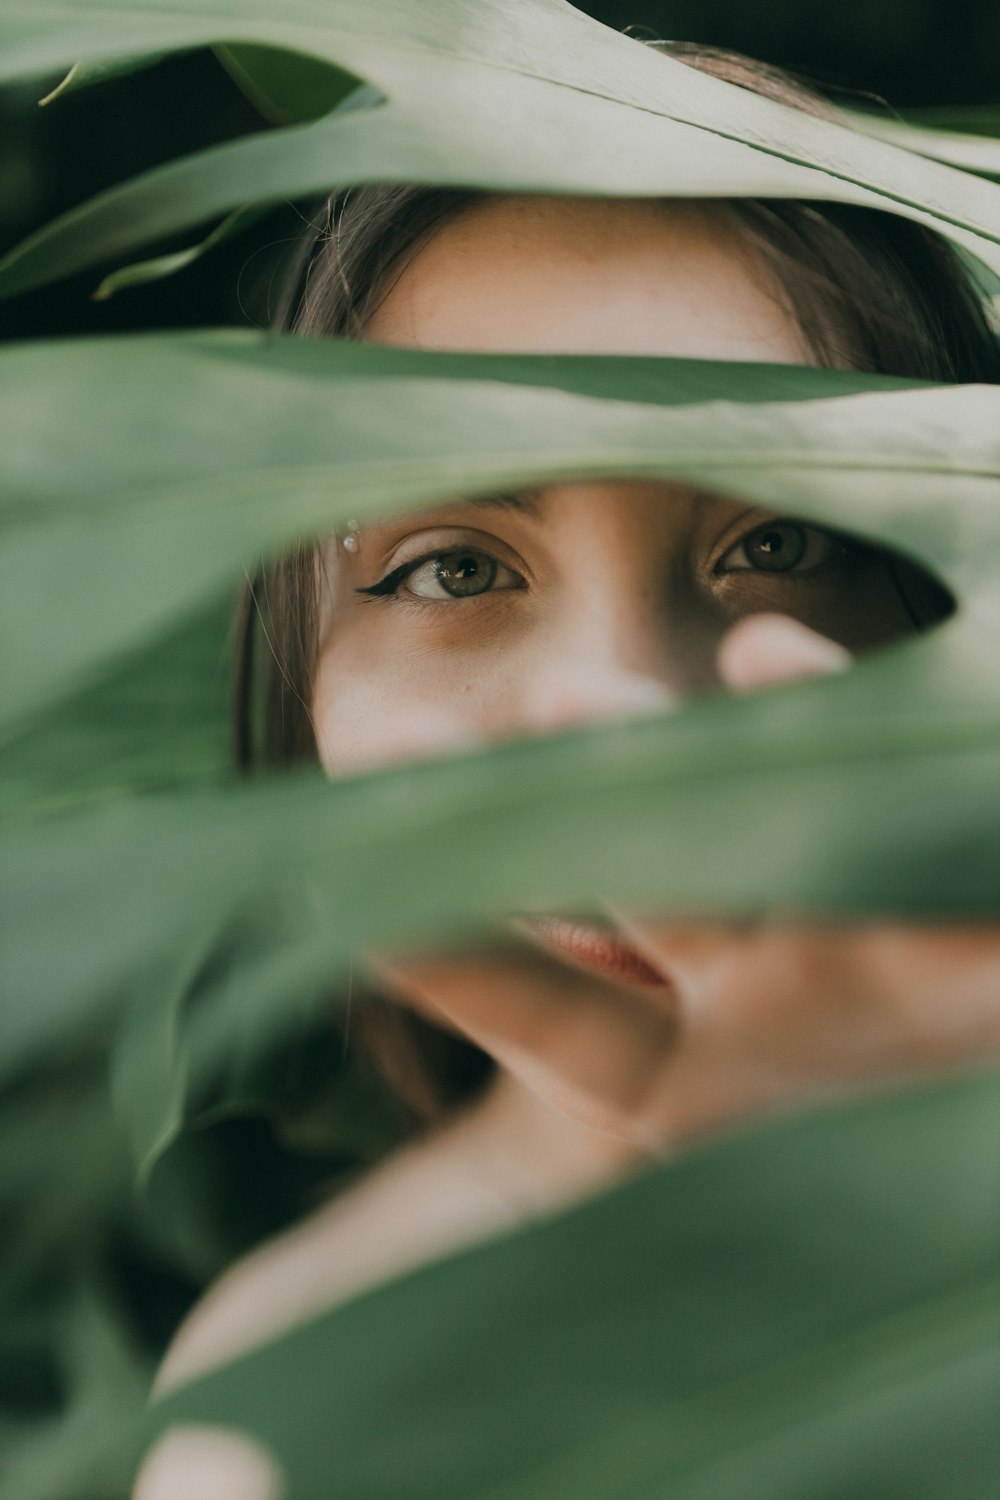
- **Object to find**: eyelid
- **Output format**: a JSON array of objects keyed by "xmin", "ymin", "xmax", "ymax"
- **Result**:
[
  {"xmin": 713, "ymin": 516, "xmax": 850, "ymax": 575},
  {"xmin": 356, "ymin": 538, "xmax": 527, "ymax": 599},
  {"xmin": 405, "ymin": 550, "xmax": 524, "ymax": 601},
  {"xmin": 357, "ymin": 525, "xmax": 530, "ymax": 589}
]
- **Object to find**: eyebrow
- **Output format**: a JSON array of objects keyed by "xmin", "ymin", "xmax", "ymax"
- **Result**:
[{"xmin": 466, "ymin": 488, "xmax": 543, "ymax": 517}]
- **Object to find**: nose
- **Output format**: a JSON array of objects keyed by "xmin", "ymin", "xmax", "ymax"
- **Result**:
[
  {"xmin": 523, "ymin": 665, "xmax": 674, "ymax": 734},
  {"xmin": 518, "ymin": 616, "xmax": 677, "ymax": 736}
]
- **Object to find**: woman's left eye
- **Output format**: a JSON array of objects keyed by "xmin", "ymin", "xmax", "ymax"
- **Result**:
[
  {"xmin": 359, "ymin": 547, "xmax": 523, "ymax": 601},
  {"xmin": 408, "ymin": 548, "xmax": 515, "ymax": 599},
  {"xmin": 717, "ymin": 520, "xmax": 845, "ymax": 575}
]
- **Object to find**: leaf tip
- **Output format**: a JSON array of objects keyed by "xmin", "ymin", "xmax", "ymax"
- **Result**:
[{"xmin": 38, "ymin": 64, "xmax": 78, "ymax": 108}]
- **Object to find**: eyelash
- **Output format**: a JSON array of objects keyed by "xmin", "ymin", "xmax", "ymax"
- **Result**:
[{"xmin": 714, "ymin": 519, "xmax": 852, "ymax": 576}]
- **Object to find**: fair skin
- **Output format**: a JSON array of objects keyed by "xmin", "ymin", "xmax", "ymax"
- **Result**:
[{"xmin": 135, "ymin": 196, "xmax": 1000, "ymax": 1500}]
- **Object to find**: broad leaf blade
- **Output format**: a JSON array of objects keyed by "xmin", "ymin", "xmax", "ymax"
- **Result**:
[
  {"xmin": 3, "ymin": 3, "xmax": 1000, "ymax": 296},
  {"xmin": 138, "ymin": 1070, "xmax": 1000, "ymax": 1500},
  {"xmin": 2, "ymin": 334, "xmax": 997, "ymax": 740}
]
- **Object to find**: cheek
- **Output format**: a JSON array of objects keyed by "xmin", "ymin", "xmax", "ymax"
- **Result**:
[{"xmin": 311, "ymin": 647, "xmax": 508, "ymax": 775}]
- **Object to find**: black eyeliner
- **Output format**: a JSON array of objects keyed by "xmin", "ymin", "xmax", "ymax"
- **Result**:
[{"xmin": 355, "ymin": 559, "xmax": 416, "ymax": 598}]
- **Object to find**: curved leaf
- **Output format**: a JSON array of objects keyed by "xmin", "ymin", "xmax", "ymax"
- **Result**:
[
  {"xmin": 3, "ymin": 2, "xmax": 1000, "ymax": 297},
  {"xmin": 139, "ymin": 1070, "xmax": 1000, "ymax": 1500},
  {"xmin": 91, "ymin": 205, "xmax": 268, "ymax": 301},
  {"xmin": 849, "ymin": 112, "xmax": 1000, "ymax": 180},
  {"xmin": 4, "ymin": 622, "xmax": 998, "ymax": 1091},
  {"xmin": 2, "ymin": 334, "xmax": 998, "ymax": 743},
  {"xmin": 37, "ymin": 51, "xmax": 171, "ymax": 105},
  {"xmin": 214, "ymin": 41, "xmax": 363, "ymax": 124}
]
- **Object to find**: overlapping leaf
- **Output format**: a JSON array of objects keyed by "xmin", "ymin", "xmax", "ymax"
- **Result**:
[
  {"xmin": 139, "ymin": 1069, "xmax": 1000, "ymax": 1500},
  {"xmin": 3, "ymin": 334, "xmax": 998, "ymax": 743},
  {"xmin": 3, "ymin": 334, "xmax": 998, "ymax": 1103},
  {"xmin": 4, "ymin": 0, "xmax": 1000, "ymax": 300}
]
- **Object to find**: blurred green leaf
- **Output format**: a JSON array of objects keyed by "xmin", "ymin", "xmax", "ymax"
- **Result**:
[
  {"xmin": 4, "ymin": 626, "xmax": 998, "ymax": 1098},
  {"xmin": 214, "ymin": 41, "xmax": 363, "ymax": 123},
  {"xmin": 904, "ymin": 106, "xmax": 1000, "ymax": 137},
  {"xmin": 1, "ymin": 336, "xmax": 997, "ymax": 1110},
  {"xmin": 37, "ymin": 52, "xmax": 171, "ymax": 106},
  {"xmin": 2, "ymin": 335, "xmax": 996, "ymax": 742},
  {"xmin": 91, "ymin": 205, "xmax": 269, "ymax": 301},
  {"xmin": 142, "ymin": 1069, "xmax": 1000, "ymax": 1500},
  {"xmin": 1, "ymin": 1283, "xmax": 152, "ymax": 1500}
]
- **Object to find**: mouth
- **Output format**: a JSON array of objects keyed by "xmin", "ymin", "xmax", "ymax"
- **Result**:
[{"xmin": 517, "ymin": 915, "xmax": 668, "ymax": 987}]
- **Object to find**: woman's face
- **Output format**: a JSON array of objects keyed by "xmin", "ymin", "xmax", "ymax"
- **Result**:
[
  {"xmin": 310, "ymin": 196, "xmax": 993, "ymax": 1147},
  {"xmin": 313, "ymin": 196, "xmax": 922, "ymax": 775}
]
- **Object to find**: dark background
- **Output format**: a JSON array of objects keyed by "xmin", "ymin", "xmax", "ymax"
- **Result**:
[{"xmin": 1, "ymin": 0, "xmax": 997, "ymax": 342}]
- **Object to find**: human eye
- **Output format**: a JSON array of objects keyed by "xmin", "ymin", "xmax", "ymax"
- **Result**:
[
  {"xmin": 716, "ymin": 519, "xmax": 847, "ymax": 576},
  {"xmin": 357, "ymin": 546, "xmax": 524, "ymax": 601}
]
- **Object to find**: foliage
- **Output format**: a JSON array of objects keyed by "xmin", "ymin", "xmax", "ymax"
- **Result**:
[{"xmin": 0, "ymin": 2, "xmax": 998, "ymax": 1496}]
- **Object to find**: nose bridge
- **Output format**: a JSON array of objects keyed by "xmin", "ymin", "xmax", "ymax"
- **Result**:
[{"xmin": 524, "ymin": 580, "xmax": 679, "ymax": 731}]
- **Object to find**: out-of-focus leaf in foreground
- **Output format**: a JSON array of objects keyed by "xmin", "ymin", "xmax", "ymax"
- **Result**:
[
  {"xmin": 2, "ymin": 334, "xmax": 997, "ymax": 743},
  {"xmin": 2, "ymin": 336, "xmax": 998, "ymax": 1121},
  {"xmin": 142, "ymin": 1069, "xmax": 1000, "ymax": 1500}
]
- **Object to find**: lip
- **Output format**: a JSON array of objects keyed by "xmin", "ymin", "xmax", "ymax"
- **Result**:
[{"xmin": 519, "ymin": 915, "xmax": 668, "ymax": 986}]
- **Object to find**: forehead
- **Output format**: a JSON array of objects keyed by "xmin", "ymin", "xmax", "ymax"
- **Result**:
[{"xmin": 364, "ymin": 194, "xmax": 811, "ymax": 364}]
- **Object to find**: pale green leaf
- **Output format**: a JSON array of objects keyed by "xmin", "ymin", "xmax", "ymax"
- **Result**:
[
  {"xmin": 2, "ymin": 334, "xmax": 997, "ymax": 743},
  {"xmin": 2, "ymin": 2, "xmax": 1000, "ymax": 298},
  {"xmin": 849, "ymin": 111, "xmax": 1000, "ymax": 180}
]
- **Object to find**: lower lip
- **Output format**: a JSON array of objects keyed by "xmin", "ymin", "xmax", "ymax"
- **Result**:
[{"xmin": 523, "ymin": 916, "xmax": 668, "ymax": 986}]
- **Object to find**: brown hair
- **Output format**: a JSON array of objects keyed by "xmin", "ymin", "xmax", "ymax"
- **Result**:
[{"xmin": 234, "ymin": 41, "xmax": 1000, "ymax": 1126}]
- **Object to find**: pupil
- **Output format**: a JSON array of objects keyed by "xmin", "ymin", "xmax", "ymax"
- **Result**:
[{"xmin": 748, "ymin": 523, "xmax": 806, "ymax": 573}]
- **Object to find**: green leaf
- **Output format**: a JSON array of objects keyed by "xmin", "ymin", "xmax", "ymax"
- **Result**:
[
  {"xmin": 2, "ymin": 335, "xmax": 997, "ymax": 1096},
  {"xmin": 2, "ymin": 334, "xmax": 997, "ymax": 744},
  {"xmin": 3, "ymin": 1, "xmax": 1000, "ymax": 298},
  {"xmin": 37, "ymin": 51, "xmax": 171, "ymax": 106},
  {"xmin": 91, "ymin": 205, "xmax": 269, "ymax": 301},
  {"xmin": 0, "ymin": 1072, "xmax": 128, "ymax": 1310},
  {"xmin": 902, "ymin": 106, "xmax": 1000, "ymax": 138},
  {"xmin": 214, "ymin": 41, "xmax": 363, "ymax": 124},
  {"xmin": 1, "ymin": 1282, "xmax": 152, "ymax": 1500},
  {"xmin": 0, "ymin": 598, "xmax": 232, "ymax": 825},
  {"xmin": 4, "ymin": 619, "xmax": 999, "ymax": 1086},
  {"xmin": 139, "ymin": 1070, "xmax": 1000, "ymax": 1500},
  {"xmin": 848, "ymin": 111, "xmax": 1000, "ymax": 181}
]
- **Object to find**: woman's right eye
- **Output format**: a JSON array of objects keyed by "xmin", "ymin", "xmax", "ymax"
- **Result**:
[{"xmin": 357, "ymin": 548, "xmax": 523, "ymax": 601}]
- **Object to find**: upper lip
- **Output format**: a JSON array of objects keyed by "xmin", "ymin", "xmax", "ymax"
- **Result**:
[{"xmin": 514, "ymin": 913, "xmax": 669, "ymax": 986}]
